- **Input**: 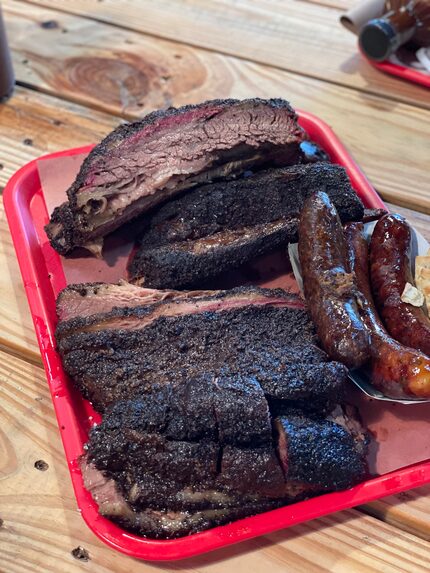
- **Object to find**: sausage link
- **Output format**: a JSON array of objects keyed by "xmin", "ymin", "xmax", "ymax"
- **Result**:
[
  {"xmin": 369, "ymin": 214, "xmax": 430, "ymax": 356},
  {"xmin": 345, "ymin": 222, "xmax": 430, "ymax": 398},
  {"xmin": 298, "ymin": 192, "xmax": 370, "ymax": 369}
]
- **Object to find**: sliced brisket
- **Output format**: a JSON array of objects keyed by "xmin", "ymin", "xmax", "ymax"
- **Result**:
[
  {"xmin": 128, "ymin": 162, "xmax": 364, "ymax": 288},
  {"xmin": 129, "ymin": 219, "xmax": 299, "ymax": 289},
  {"xmin": 82, "ymin": 458, "xmax": 285, "ymax": 538},
  {"xmin": 55, "ymin": 285, "xmax": 348, "ymax": 413},
  {"xmin": 56, "ymin": 284, "xmax": 302, "ymax": 338},
  {"xmin": 275, "ymin": 412, "xmax": 368, "ymax": 491},
  {"xmin": 56, "ymin": 281, "xmax": 214, "ymax": 321},
  {"xmin": 88, "ymin": 374, "xmax": 273, "ymax": 447},
  {"xmin": 46, "ymin": 98, "xmax": 305, "ymax": 255},
  {"xmin": 82, "ymin": 395, "xmax": 367, "ymax": 538}
]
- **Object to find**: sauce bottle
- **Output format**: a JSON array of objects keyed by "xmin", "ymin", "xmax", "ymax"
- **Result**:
[{"xmin": 359, "ymin": 0, "xmax": 430, "ymax": 61}]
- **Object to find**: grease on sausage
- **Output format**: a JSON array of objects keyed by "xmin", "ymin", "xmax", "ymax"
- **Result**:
[
  {"xmin": 370, "ymin": 214, "xmax": 430, "ymax": 357},
  {"xmin": 298, "ymin": 192, "xmax": 370, "ymax": 369},
  {"xmin": 345, "ymin": 222, "xmax": 430, "ymax": 398}
]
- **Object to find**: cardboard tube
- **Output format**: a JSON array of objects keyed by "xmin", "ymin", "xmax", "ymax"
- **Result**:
[
  {"xmin": 340, "ymin": 0, "xmax": 386, "ymax": 35},
  {"xmin": 0, "ymin": 5, "xmax": 14, "ymax": 101}
]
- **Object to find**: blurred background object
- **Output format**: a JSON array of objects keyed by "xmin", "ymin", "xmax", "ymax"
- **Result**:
[
  {"xmin": 359, "ymin": 0, "xmax": 430, "ymax": 62},
  {"xmin": 340, "ymin": 0, "xmax": 385, "ymax": 33},
  {"xmin": 0, "ymin": 3, "xmax": 14, "ymax": 101},
  {"xmin": 341, "ymin": 0, "xmax": 430, "ymax": 85}
]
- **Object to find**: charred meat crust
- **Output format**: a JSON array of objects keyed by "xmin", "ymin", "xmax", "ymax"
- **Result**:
[
  {"xmin": 90, "ymin": 374, "xmax": 273, "ymax": 447},
  {"xmin": 71, "ymin": 283, "xmax": 367, "ymax": 537},
  {"xmin": 134, "ymin": 163, "xmax": 363, "ymax": 249},
  {"xmin": 128, "ymin": 162, "xmax": 364, "ymax": 288},
  {"xmin": 128, "ymin": 219, "xmax": 299, "ymax": 289},
  {"xmin": 56, "ymin": 286, "xmax": 348, "ymax": 414},
  {"xmin": 57, "ymin": 305, "xmax": 325, "ymax": 411},
  {"xmin": 45, "ymin": 98, "xmax": 305, "ymax": 254},
  {"xmin": 83, "ymin": 399, "xmax": 367, "ymax": 537},
  {"xmin": 275, "ymin": 412, "xmax": 368, "ymax": 490}
]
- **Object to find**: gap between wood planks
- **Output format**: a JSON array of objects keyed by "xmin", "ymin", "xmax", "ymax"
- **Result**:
[
  {"xmin": 298, "ymin": 0, "xmax": 354, "ymax": 12},
  {"xmin": 0, "ymin": 338, "xmax": 42, "ymax": 366},
  {"xmin": 15, "ymin": 0, "xmax": 430, "ymax": 111}
]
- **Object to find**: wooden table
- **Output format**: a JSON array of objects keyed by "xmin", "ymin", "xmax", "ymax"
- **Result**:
[{"xmin": 0, "ymin": 1, "xmax": 429, "ymax": 571}]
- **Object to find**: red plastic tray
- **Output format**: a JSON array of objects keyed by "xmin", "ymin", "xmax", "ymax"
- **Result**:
[
  {"xmin": 361, "ymin": 52, "xmax": 430, "ymax": 89},
  {"xmin": 4, "ymin": 110, "xmax": 430, "ymax": 561}
]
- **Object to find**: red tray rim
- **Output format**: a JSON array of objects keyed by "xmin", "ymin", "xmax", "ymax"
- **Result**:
[
  {"xmin": 4, "ymin": 109, "xmax": 430, "ymax": 561},
  {"xmin": 360, "ymin": 50, "xmax": 430, "ymax": 89}
]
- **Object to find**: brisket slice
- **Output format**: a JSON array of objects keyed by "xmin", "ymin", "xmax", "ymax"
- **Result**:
[
  {"xmin": 82, "ymin": 399, "xmax": 367, "ymax": 538},
  {"xmin": 129, "ymin": 219, "xmax": 298, "ymax": 289},
  {"xmin": 56, "ymin": 284, "xmax": 303, "ymax": 338},
  {"xmin": 275, "ymin": 412, "xmax": 368, "ymax": 491},
  {"xmin": 56, "ymin": 281, "xmax": 215, "ymax": 321},
  {"xmin": 45, "ymin": 98, "xmax": 305, "ymax": 255},
  {"xmin": 82, "ymin": 458, "xmax": 285, "ymax": 539},
  {"xmin": 128, "ymin": 162, "xmax": 364, "ymax": 289},
  {"xmin": 57, "ymin": 293, "xmax": 347, "ymax": 412},
  {"xmin": 88, "ymin": 374, "xmax": 273, "ymax": 447}
]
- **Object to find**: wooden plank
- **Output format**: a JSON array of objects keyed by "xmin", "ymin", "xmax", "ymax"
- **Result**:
[
  {"xmin": 19, "ymin": 0, "xmax": 430, "ymax": 108},
  {"xmin": 0, "ymin": 85, "xmax": 117, "ymax": 188},
  {"xmin": 303, "ymin": 0, "xmax": 355, "ymax": 10},
  {"xmin": 361, "ymin": 486, "xmax": 430, "ymax": 541},
  {"xmin": 0, "ymin": 350, "xmax": 429, "ymax": 572},
  {"xmin": 0, "ymin": 86, "xmax": 118, "ymax": 360},
  {"xmin": 3, "ymin": 2, "xmax": 430, "ymax": 213}
]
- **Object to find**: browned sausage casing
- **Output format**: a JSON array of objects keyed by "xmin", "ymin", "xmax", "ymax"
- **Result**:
[
  {"xmin": 298, "ymin": 191, "xmax": 370, "ymax": 369},
  {"xmin": 345, "ymin": 222, "xmax": 430, "ymax": 398},
  {"xmin": 369, "ymin": 214, "xmax": 430, "ymax": 357}
]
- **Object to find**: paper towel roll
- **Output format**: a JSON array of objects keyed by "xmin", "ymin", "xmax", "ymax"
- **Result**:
[{"xmin": 340, "ymin": 0, "xmax": 385, "ymax": 35}]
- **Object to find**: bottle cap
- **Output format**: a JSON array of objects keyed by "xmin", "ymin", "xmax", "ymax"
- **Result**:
[{"xmin": 359, "ymin": 19, "xmax": 399, "ymax": 61}]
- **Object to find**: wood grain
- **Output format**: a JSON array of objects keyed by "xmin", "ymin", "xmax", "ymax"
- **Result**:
[
  {"xmin": 0, "ymin": 85, "xmax": 117, "ymax": 187},
  {"xmin": 0, "ymin": 350, "xmax": 429, "ymax": 572},
  {"xmin": 0, "ymin": 86, "xmax": 118, "ymax": 361},
  {"xmin": 3, "ymin": 1, "xmax": 430, "ymax": 212},
  {"xmin": 19, "ymin": 0, "xmax": 430, "ymax": 108},
  {"xmin": 360, "ymin": 487, "xmax": 430, "ymax": 541},
  {"xmin": 303, "ymin": 0, "xmax": 356, "ymax": 10}
]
